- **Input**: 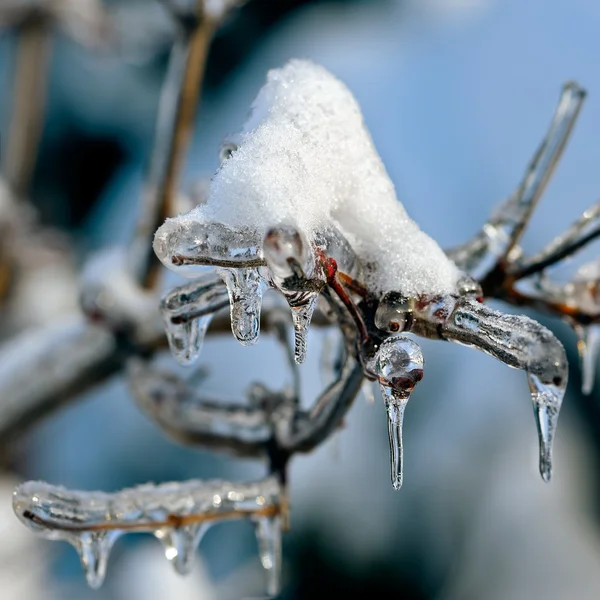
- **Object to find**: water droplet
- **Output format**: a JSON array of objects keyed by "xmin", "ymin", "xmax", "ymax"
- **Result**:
[
  {"xmin": 218, "ymin": 267, "xmax": 269, "ymax": 346},
  {"xmin": 255, "ymin": 516, "xmax": 282, "ymax": 597},
  {"xmin": 375, "ymin": 337, "xmax": 424, "ymax": 491},
  {"xmin": 290, "ymin": 294, "xmax": 318, "ymax": 364},
  {"xmin": 73, "ymin": 531, "xmax": 120, "ymax": 589},
  {"xmin": 155, "ymin": 524, "xmax": 207, "ymax": 575},
  {"xmin": 527, "ymin": 373, "xmax": 564, "ymax": 482},
  {"xmin": 163, "ymin": 314, "xmax": 212, "ymax": 366},
  {"xmin": 575, "ymin": 324, "xmax": 600, "ymax": 395}
]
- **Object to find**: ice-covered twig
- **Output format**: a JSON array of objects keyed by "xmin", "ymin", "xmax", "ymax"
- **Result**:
[
  {"xmin": 13, "ymin": 476, "xmax": 282, "ymax": 592},
  {"xmin": 128, "ymin": 359, "xmax": 278, "ymax": 458},
  {"xmin": 511, "ymin": 200, "xmax": 600, "ymax": 279},
  {"xmin": 440, "ymin": 297, "xmax": 568, "ymax": 481},
  {"xmin": 448, "ymin": 82, "xmax": 586, "ymax": 282}
]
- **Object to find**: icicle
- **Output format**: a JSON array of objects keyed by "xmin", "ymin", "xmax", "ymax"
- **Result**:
[
  {"xmin": 375, "ymin": 337, "xmax": 424, "ymax": 491},
  {"xmin": 73, "ymin": 531, "xmax": 120, "ymax": 589},
  {"xmin": 161, "ymin": 274, "xmax": 229, "ymax": 366},
  {"xmin": 528, "ymin": 374, "xmax": 565, "ymax": 482},
  {"xmin": 163, "ymin": 314, "xmax": 212, "ymax": 366},
  {"xmin": 155, "ymin": 524, "xmax": 207, "ymax": 575},
  {"xmin": 575, "ymin": 325, "xmax": 600, "ymax": 395},
  {"xmin": 255, "ymin": 515, "xmax": 282, "ymax": 597},
  {"xmin": 263, "ymin": 226, "xmax": 317, "ymax": 364},
  {"xmin": 14, "ymin": 478, "xmax": 282, "ymax": 590},
  {"xmin": 289, "ymin": 295, "xmax": 318, "ymax": 363},
  {"xmin": 385, "ymin": 401, "xmax": 407, "ymax": 490},
  {"xmin": 218, "ymin": 267, "xmax": 269, "ymax": 346}
]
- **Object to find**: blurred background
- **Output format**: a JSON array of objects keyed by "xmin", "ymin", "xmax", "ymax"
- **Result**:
[{"xmin": 1, "ymin": 0, "xmax": 600, "ymax": 598}]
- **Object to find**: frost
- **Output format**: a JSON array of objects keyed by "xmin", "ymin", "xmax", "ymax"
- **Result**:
[{"xmin": 154, "ymin": 59, "xmax": 460, "ymax": 298}]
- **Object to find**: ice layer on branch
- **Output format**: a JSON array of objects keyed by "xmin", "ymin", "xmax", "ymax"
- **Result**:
[{"xmin": 13, "ymin": 477, "xmax": 283, "ymax": 593}]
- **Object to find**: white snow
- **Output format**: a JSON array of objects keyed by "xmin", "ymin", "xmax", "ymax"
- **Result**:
[{"xmin": 158, "ymin": 60, "xmax": 460, "ymax": 297}]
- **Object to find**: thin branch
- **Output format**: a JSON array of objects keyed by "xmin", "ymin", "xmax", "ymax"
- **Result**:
[
  {"xmin": 130, "ymin": 4, "xmax": 216, "ymax": 289},
  {"xmin": 448, "ymin": 81, "xmax": 586, "ymax": 282},
  {"xmin": 2, "ymin": 13, "xmax": 52, "ymax": 198},
  {"xmin": 511, "ymin": 200, "xmax": 600, "ymax": 279}
]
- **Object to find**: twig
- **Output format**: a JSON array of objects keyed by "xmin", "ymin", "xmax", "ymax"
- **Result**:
[{"xmin": 130, "ymin": 4, "xmax": 216, "ymax": 289}]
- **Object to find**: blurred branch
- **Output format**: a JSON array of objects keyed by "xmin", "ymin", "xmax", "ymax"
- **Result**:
[
  {"xmin": 130, "ymin": 3, "xmax": 217, "ymax": 289},
  {"xmin": 2, "ymin": 14, "xmax": 51, "ymax": 198}
]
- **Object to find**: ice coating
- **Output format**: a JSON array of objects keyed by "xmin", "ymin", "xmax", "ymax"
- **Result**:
[
  {"xmin": 13, "ymin": 477, "xmax": 282, "ymax": 591},
  {"xmin": 154, "ymin": 59, "xmax": 460, "ymax": 297}
]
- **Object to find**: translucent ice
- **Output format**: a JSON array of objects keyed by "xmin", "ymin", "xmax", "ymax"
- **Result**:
[
  {"xmin": 155, "ymin": 524, "xmax": 207, "ymax": 575},
  {"xmin": 444, "ymin": 298, "xmax": 568, "ymax": 481},
  {"xmin": 154, "ymin": 60, "xmax": 460, "ymax": 297},
  {"xmin": 375, "ymin": 336, "xmax": 424, "ymax": 490},
  {"xmin": 254, "ymin": 515, "xmax": 283, "ymax": 597},
  {"xmin": 13, "ymin": 478, "xmax": 282, "ymax": 589},
  {"xmin": 263, "ymin": 226, "xmax": 319, "ymax": 363},
  {"xmin": 161, "ymin": 274, "xmax": 229, "ymax": 365},
  {"xmin": 218, "ymin": 267, "xmax": 269, "ymax": 345}
]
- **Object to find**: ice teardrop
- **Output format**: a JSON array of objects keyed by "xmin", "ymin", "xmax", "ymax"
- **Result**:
[
  {"xmin": 263, "ymin": 226, "xmax": 318, "ymax": 364},
  {"xmin": 218, "ymin": 267, "xmax": 269, "ymax": 346},
  {"xmin": 375, "ymin": 336, "xmax": 424, "ymax": 491},
  {"xmin": 162, "ymin": 314, "xmax": 212, "ymax": 366},
  {"xmin": 161, "ymin": 275, "xmax": 229, "ymax": 366},
  {"xmin": 73, "ymin": 531, "xmax": 121, "ymax": 589},
  {"xmin": 155, "ymin": 524, "xmax": 208, "ymax": 575},
  {"xmin": 255, "ymin": 515, "xmax": 283, "ymax": 597},
  {"xmin": 527, "ymin": 373, "xmax": 565, "ymax": 482}
]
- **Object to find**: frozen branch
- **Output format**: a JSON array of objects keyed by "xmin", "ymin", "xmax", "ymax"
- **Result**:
[
  {"xmin": 13, "ymin": 476, "xmax": 282, "ymax": 593},
  {"xmin": 448, "ymin": 81, "xmax": 586, "ymax": 282}
]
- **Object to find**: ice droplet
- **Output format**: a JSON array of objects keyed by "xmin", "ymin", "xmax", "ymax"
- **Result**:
[
  {"xmin": 375, "ymin": 337, "xmax": 424, "ymax": 491},
  {"xmin": 575, "ymin": 324, "xmax": 600, "ymax": 395},
  {"xmin": 255, "ymin": 515, "xmax": 282, "ymax": 597},
  {"xmin": 218, "ymin": 267, "xmax": 269, "ymax": 345},
  {"xmin": 73, "ymin": 531, "xmax": 120, "ymax": 589},
  {"xmin": 155, "ymin": 524, "xmax": 207, "ymax": 575},
  {"xmin": 527, "ymin": 374, "xmax": 564, "ymax": 482},
  {"xmin": 163, "ymin": 314, "xmax": 212, "ymax": 366}
]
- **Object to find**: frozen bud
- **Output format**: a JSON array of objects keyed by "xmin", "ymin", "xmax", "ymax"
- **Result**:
[
  {"xmin": 457, "ymin": 275, "xmax": 483, "ymax": 299},
  {"xmin": 375, "ymin": 292, "xmax": 413, "ymax": 333},
  {"xmin": 263, "ymin": 226, "xmax": 311, "ymax": 280}
]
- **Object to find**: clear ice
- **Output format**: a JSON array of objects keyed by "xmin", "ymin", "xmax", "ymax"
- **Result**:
[
  {"xmin": 13, "ymin": 477, "xmax": 282, "ymax": 591},
  {"xmin": 217, "ymin": 267, "xmax": 269, "ymax": 346},
  {"xmin": 263, "ymin": 226, "xmax": 320, "ymax": 364},
  {"xmin": 374, "ymin": 336, "xmax": 424, "ymax": 490},
  {"xmin": 446, "ymin": 298, "xmax": 568, "ymax": 481},
  {"xmin": 161, "ymin": 274, "xmax": 229, "ymax": 366},
  {"xmin": 254, "ymin": 515, "xmax": 283, "ymax": 597}
]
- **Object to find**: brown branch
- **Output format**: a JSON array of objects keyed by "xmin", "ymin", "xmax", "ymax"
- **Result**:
[{"xmin": 130, "ymin": 6, "xmax": 216, "ymax": 290}]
